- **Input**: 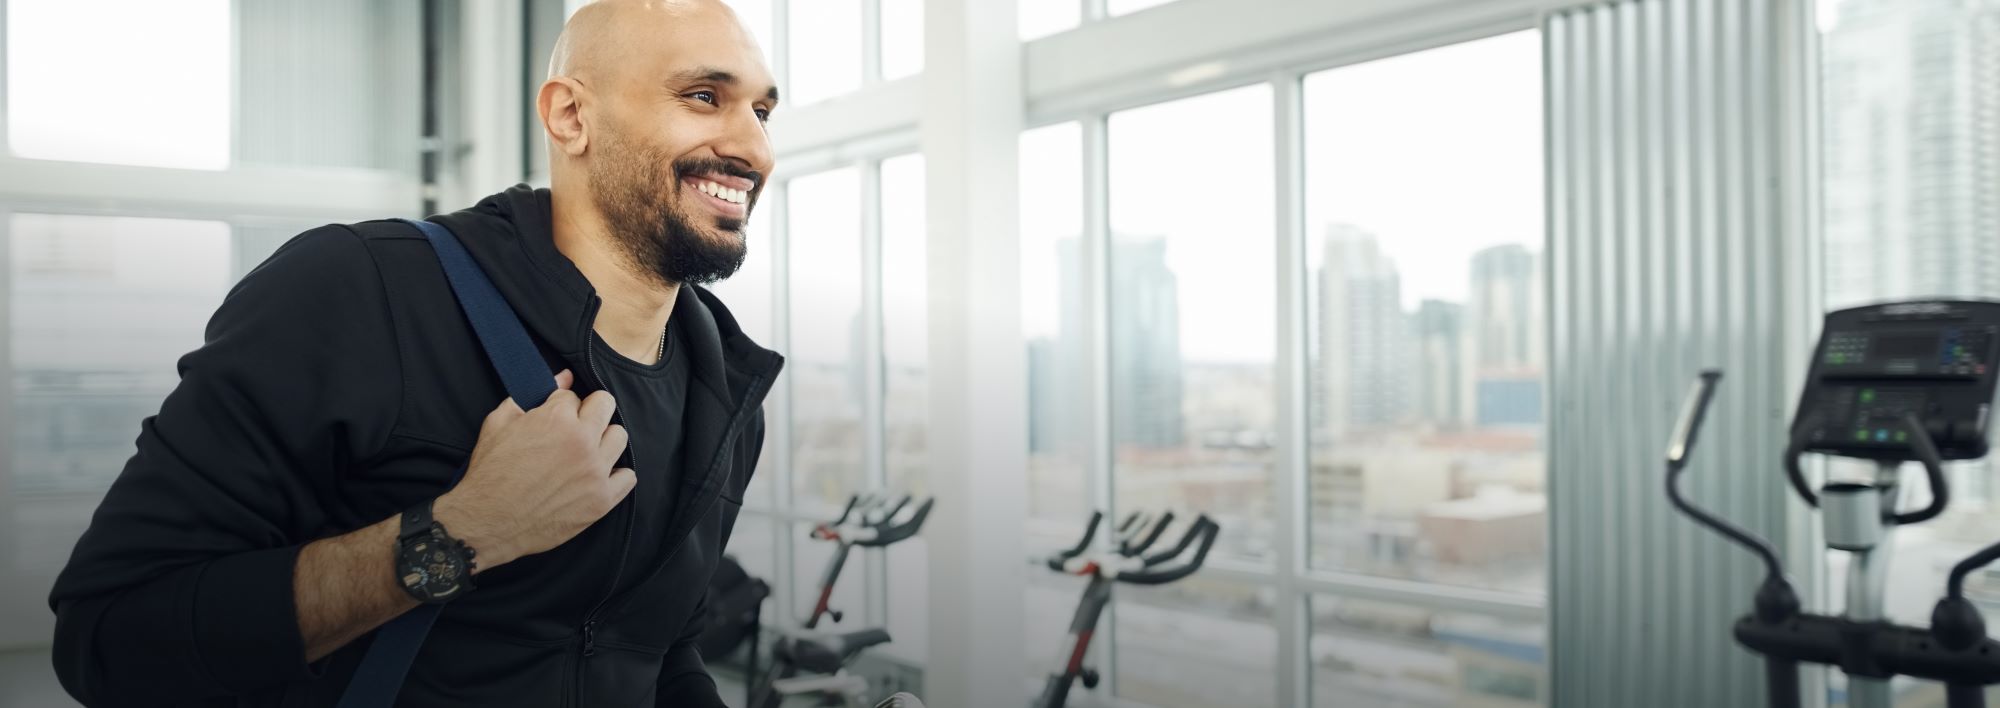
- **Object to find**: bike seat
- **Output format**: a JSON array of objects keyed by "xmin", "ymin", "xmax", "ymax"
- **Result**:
[{"xmin": 774, "ymin": 628, "xmax": 894, "ymax": 674}]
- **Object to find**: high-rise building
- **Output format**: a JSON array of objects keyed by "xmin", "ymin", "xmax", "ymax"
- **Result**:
[
  {"xmin": 1318, "ymin": 225, "xmax": 1408, "ymax": 434},
  {"xmin": 1034, "ymin": 237, "xmax": 1186, "ymax": 450},
  {"xmin": 1467, "ymin": 244, "xmax": 1544, "ymax": 429},
  {"xmin": 1823, "ymin": 0, "xmax": 2000, "ymax": 305},
  {"xmin": 1411, "ymin": 300, "xmax": 1466, "ymax": 427},
  {"xmin": 1468, "ymin": 244, "xmax": 1542, "ymax": 371}
]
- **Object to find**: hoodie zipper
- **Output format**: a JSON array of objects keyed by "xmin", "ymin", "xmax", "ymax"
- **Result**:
[{"xmin": 578, "ymin": 331, "xmax": 637, "ymax": 664}]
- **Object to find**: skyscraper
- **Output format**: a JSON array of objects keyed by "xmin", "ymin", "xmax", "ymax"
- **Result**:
[
  {"xmin": 1823, "ymin": 0, "xmax": 2000, "ymax": 304},
  {"xmin": 1319, "ymin": 225, "xmax": 1408, "ymax": 435},
  {"xmin": 1410, "ymin": 299, "xmax": 1466, "ymax": 427},
  {"xmin": 1032, "ymin": 236, "xmax": 1186, "ymax": 451},
  {"xmin": 1468, "ymin": 244, "xmax": 1542, "ymax": 371},
  {"xmin": 1467, "ymin": 244, "xmax": 1544, "ymax": 429}
]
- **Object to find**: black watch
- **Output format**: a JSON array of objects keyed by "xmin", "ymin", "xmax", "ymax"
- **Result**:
[{"xmin": 395, "ymin": 499, "xmax": 476, "ymax": 604}]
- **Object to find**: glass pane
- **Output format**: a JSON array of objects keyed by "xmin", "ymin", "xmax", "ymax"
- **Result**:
[
  {"xmin": 878, "ymin": 154, "xmax": 930, "ymax": 664},
  {"xmin": 787, "ymin": 168, "xmax": 865, "ymax": 513},
  {"xmin": 1310, "ymin": 596, "xmax": 1547, "ymax": 707},
  {"xmin": 880, "ymin": 0, "xmax": 924, "ymax": 80},
  {"xmin": 1107, "ymin": 0, "xmax": 1179, "ymax": 16},
  {"xmin": 881, "ymin": 155, "xmax": 929, "ymax": 497},
  {"xmin": 708, "ymin": 201, "xmax": 777, "ymax": 507},
  {"xmin": 1302, "ymin": 31, "xmax": 1546, "ymax": 595},
  {"xmin": 787, "ymin": 0, "xmax": 863, "ymax": 106},
  {"xmin": 1020, "ymin": 122, "xmax": 1090, "ymax": 526},
  {"xmin": 1820, "ymin": 1, "xmax": 2000, "ymax": 703},
  {"xmin": 1108, "ymin": 85, "xmax": 1276, "ymax": 563},
  {"xmin": 1113, "ymin": 578, "xmax": 1278, "ymax": 707},
  {"xmin": 7, "ymin": 0, "xmax": 230, "ymax": 169},
  {"xmin": 1019, "ymin": 0, "xmax": 1081, "ymax": 40},
  {"xmin": 5, "ymin": 214, "xmax": 233, "ymax": 647}
]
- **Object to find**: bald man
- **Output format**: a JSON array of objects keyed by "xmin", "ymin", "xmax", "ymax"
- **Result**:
[{"xmin": 48, "ymin": 2, "xmax": 781, "ymax": 706}]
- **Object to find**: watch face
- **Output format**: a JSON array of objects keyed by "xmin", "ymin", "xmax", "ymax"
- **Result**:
[{"xmin": 399, "ymin": 529, "xmax": 468, "ymax": 601}]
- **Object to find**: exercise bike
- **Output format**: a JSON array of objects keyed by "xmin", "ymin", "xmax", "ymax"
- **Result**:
[
  {"xmin": 1666, "ymin": 300, "xmax": 2000, "ymax": 707},
  {"xmin": 1033, "ymin": 510, "xmax": 1220, "ymax": 708},
  {"xmin": 752, "ymin": 493, "xmax": 934, "ymax": 708}
]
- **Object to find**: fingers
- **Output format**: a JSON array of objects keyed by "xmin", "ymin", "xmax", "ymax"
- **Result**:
[
  {"xmin": 607, "ymin": 468, "xmax": 638, "ymax": 504},
  {"xmin": 578, "ymin": 389, "xmax": 618, "ymax": 429},
  {"xmin": 597, "ymin": 424, "xmax": 629, "ymax": 468},
  {"xmin": 554, "ymin": 369, "xmax": 574, "ymax": 390}
]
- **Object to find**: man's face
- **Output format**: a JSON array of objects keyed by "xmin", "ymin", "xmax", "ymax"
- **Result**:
[{"xmin": 584, "ymin": 2, "xmax": 778, "ymax": 286}]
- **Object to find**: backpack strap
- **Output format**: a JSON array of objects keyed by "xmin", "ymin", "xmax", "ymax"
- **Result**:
[{"xmin": 336, "ymin": 218, "xmax": 557, "ymax": 708}]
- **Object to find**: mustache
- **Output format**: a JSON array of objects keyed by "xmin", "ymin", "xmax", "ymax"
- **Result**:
[{"xmin": 672, "ymin": 158, "xmax": 763, "ymax": 191}]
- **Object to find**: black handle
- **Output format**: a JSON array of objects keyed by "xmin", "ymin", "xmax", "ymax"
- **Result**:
[
  {"xmin": 1783, "ymin": 414, "xmax": 1822, "ymax": 508},
  {"xmin": 831, "ymin": 494, "xmax": 864, "ymax": 527},
  {"xmin": 1664, "ymin": 371, "xmax": 1789, "ymax": 587},
  {"xmin": 1117, "ymin": 519, "xmax": 1218, "ymax": 585},
  {"xmin": 857, "ymin": 497, "xmax": 934, "ymax": 547},
  {"xmin": 1117, "ymin": 511, "xmax": 1145, "ymax": 535},
  {"xmin": 1892, "ymin": 412, "xmax": 1949, "ymax": 524},
  {"xmin": 1048, "ymin": 512, "xmax": 1105, "ymax": 572},
  {"xmin": 1947, "ymin": 683, "xmax": 1986, "ymax": 708},
  {"xmin": 1122, "ymin": 512, "xmax": 1176, "ymax": 557},
  {"xmin": 1144, "ymin": 514, "xmax": 1214, "ymax": 566},
  {"xmin": 876, "ymin": 495, "xmax": 913, "ymax": 526}
]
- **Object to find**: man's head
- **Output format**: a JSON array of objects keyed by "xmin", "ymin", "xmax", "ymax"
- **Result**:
[{"xmin": 540, "ymin": 0, "xmax": 778, "ymax": 287}]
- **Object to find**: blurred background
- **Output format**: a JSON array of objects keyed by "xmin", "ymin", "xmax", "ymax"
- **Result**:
[{"xmin": 0, "ymin": 0, "xmax": 1996, "ymax": 706}]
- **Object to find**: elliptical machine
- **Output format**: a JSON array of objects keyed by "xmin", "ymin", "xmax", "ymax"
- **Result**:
[
  {"xmin": 1033, "ymin": 510, "xmax": 1220, "ymax": 708},
  {"xmin": 1666, "ymin": 300, "xmax": 2000, "ymax": 707},
  {"xmin": 752, "ymin": 493, "xmax": 934, "ymax": 708}
]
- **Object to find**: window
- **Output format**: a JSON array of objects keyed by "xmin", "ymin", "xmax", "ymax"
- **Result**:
[
  {"xmin": 1020, "ymin": 122, "xmax": 1089, "ymax": 527},
  {"xmin": 1108, "ymin": 85, "xmax": 1276, "ymax": 564},
  {"xmin": 880, "ymin": 0, "xmax": 924, "ymax": 80},
  {"xmin": 1302, "ymin": 31, "xmax": 1546, "ymax": 595},
  {"xmin": 1819, "ymin": 0, "xmax": 2000, "ymax": 703},
  {"xmin": 1018, "ymin": 120, "xmax": 1092, "ymax": 685},
  {"xmin": 787, "ymin": 0, "xmax": 863, "ymax": 106},
  {"xmin": 879, "ymin": 153, "xmax": 930, "ymax": 662},
  {"xmin": 1114, "ymin": 578, "xmax": 1279, "ymax": 706},
  {"xmin": 786, "ymin": 168, "xmax": 865, "ymax": 513},
  {"xmin": 880, "ymin": 155, "xmax": 929, "ymax": 496},
  {"xmin": 1019, "ymin": 0, "xmax": 1080, "ymax": 41},
  {"xmin": 1310, "ymin": 596, "xmax": 1545, "ymax": 707},
  {"xmin": 7, "ymin": 0, "xmax": 230, "ymax": 169},
  {"xmin": 5, "ymin": 213, "xmax": 233, "ymax": 645}
]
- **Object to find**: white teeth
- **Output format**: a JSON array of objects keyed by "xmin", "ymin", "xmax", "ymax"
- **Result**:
[{"xmin": 694, "ymin": 180, "xmax": 747, "ymax": 205}]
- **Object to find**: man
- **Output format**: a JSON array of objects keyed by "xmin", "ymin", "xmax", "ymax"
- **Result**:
[{"xmin": 47, "ymin": 1, "xmax": 781, "ymax": 705}]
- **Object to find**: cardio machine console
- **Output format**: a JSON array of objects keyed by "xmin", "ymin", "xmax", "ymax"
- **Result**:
[{"xmin": 1793, "ymin": 300, "xmax": 2000, "ymax": 461}]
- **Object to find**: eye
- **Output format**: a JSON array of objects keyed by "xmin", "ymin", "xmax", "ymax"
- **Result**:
[
  {"xmin": 754, "ymin": 108, "xmax": 771, "ymax": 122},
  {"xmin": 688, "ymin": 90, "xmax": 718, "ymax": 105}
]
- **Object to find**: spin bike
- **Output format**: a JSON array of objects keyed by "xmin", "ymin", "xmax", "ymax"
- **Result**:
[
  {"xmin": 1034, "ymin": 510, "xmax": 1220, "ymax": 708},
  {"xmin": 1666, "ymin": 300, "xmax": 2000, "ymax": 708},
  {"xmin": 752, "ymin": 493, "xmax": 934, "ymax": 708}
]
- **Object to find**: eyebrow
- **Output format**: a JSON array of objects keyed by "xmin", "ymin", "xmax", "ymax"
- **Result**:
[{"xmin": 671, "ymin": 66, "xmax": 781, "ymax": 104}]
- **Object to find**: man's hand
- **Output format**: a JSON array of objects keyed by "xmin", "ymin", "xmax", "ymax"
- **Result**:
[{"xmin": 434, "ymin": 369, "xmax": 636, "ymax": 573}]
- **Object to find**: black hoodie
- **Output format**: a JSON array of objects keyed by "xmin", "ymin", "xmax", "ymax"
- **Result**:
[{"xmin": 47, "ymin": 185, "xmax": 783, "ymax": 707}]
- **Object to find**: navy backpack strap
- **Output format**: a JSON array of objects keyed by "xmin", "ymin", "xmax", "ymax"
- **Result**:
[{"xmin": 336, "ymin": 218, "xmax": 558, "ymax": 708}]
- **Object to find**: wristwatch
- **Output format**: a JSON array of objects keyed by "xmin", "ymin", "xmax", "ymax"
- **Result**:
[{"xmin": 395, "ymin": 499, "xmax": 476, "ymax": 603}]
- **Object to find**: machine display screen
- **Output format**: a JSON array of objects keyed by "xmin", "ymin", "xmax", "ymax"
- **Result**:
[{"xmin": 1871, "ymin": 332, "xmax": 1937, "ymax": 359}]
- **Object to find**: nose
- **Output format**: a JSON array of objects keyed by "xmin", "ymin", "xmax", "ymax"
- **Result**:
[{"xmin": 713, "ymin": 104, "xmax": 775, "ymax": 185}]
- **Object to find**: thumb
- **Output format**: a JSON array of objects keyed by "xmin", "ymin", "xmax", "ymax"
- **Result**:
[{"xmin": 554, "ymin": 369, "xmax": 575, "ymax": 391}]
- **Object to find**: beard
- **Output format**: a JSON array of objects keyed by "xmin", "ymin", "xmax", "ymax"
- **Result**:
[{"xmin": 588, "ymin": 129, "xmax": 757, "ymax": 287}]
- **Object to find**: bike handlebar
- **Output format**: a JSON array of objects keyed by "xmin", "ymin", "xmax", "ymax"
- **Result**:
[
  {"xmin": 1118, "ymin": 517, "xmax": 1219, "ymax": 585},
  {"xmin": 1122, "ymin": 512, "xmax": 1175, "ymax": 557}
]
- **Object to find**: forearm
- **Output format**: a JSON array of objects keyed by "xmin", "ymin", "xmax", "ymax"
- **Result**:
[{"xmin": 295, "ymin": 515, "xmax": 419, "ymax": 662}]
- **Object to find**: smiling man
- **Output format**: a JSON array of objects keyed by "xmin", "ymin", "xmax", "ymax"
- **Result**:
[{"xmin": 47, "ymin": 1, "xmax": 781, "ymax": 706}]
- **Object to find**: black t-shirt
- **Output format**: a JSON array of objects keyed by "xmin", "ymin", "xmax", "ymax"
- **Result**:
[{"xmin": 591, "ymin": 312, "xmax": 692, "ymax": 595}]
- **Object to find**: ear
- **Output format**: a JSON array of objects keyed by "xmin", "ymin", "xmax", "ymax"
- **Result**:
[{"xmin": 538, "ymin": 77, "xmax": 590, "ymax": 157}]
